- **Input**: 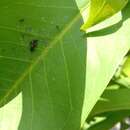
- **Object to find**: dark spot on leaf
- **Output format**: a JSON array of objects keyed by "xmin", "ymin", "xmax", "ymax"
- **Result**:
[
  {"xmin": 30, "ymin": 40, "xmax": 38, "ymax": 52},
  {"xmin": 19, "ymin": 19, "xmax": 25, "ymax": 23},
  {"xmin": 56, "ymin": 25, "xmax": 60, "ymax": 31}
]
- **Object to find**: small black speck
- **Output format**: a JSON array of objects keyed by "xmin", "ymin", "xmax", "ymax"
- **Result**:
[{"xmin": 30, "ymin": 40, "xmax": 38, "ymax": 52}]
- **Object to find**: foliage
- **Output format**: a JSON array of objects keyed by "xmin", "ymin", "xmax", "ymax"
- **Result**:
[
  {"xmin": 0, "ymin": 0, "xmax": 130, "ymax": 130},
  {"xmin": 80, "ymin": 0, "xmax": 128, "ymax": 31}
]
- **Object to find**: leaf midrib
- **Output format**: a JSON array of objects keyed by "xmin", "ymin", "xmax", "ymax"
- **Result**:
[{"xmin": 0, "ymin": 12, "xmax": 82, "ymax": 106}]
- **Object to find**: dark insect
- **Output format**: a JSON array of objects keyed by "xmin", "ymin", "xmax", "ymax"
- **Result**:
[{"xmin": 30, "ymin": 40, "xmax": 38, "ymax": 52}]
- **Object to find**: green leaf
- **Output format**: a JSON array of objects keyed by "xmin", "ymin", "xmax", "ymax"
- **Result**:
[
  {"xmin": 90, "ymin": 88, "xmax": 130, "ymax": 117},
  {"xmin": 86, "ymin": 110, "xmax": 130, "ymax": 130},
  {"xmin": 0, "ymin": 94, "xmax": 22, "ymax": 130},
  {"xmin": 0, "ymin": 0, "xmax": 87, "ymax": 130},
  {"xmin": 80, "ymin": 0, "xmax": 128, "ymax": 31},
  {"xmin": 81, "ymin": 2, "xmax": 130, "ymax": 126},
  {"xmin": 1, "ymin": 0, "xmax": 130, "ymax": 130},
  {"xmin": 122, "ymin": 55, "xmax": 130, "ymax": 77}
]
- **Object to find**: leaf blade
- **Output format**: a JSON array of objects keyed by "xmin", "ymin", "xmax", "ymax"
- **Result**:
[{"xmin": 80, "ymin": 0, "xmax": 128, "ymax": 31}]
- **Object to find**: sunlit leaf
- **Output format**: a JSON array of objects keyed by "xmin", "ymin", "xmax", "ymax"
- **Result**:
[
  {"xmin": 80, "ymin": 0, "xmax": 128, "ymax": 31},
  {"xmin": 122, "ymin": 55, "xmax": 130, "ymax": 77},
  {"xmin": 81, "ymin": 2, "xmax": 130, "ymax": 125}
]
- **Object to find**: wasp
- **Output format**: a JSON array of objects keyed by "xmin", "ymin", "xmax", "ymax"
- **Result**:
[{"xmin": 30, "ymin": 40, "xmax": 38, "ymax": 52}]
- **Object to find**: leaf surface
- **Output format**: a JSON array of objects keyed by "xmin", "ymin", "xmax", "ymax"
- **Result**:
[
  {"xmin": 87, "ymin": 110, "xmax": 130, "ymax": 130},
  {"xmin": 1, "ymin": 1, "xmax": 130, "ymax": 130},
  {"xmin": 81, "ymin": 2, "xmax": 130, "ymax": 125},
  {"xmin": 0, "ymin": 0, "xmax": 87, "ymax": 130},
  {"xmin": 80, "ymin": 0, "xmax": 128, "ymax": 31},
  {"xmin": 89, "ymin": 88, "xmax": 130, "ymax": 117}
]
